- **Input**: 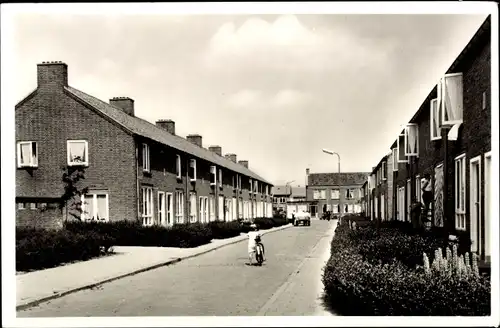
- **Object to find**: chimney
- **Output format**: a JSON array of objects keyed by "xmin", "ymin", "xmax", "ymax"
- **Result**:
[
  {"xmin": 209, "ymin": 146, "xmax": 222, "ymax": 156},
  {"xmin": 186, "ymin": 134, "xmax": 202, "ymax": 147},
  {"xmin": 156, "ymin": 119, "xmax": 175, "ymax": 135},
  {"xmin": 110, "ymin": 97, "xmax": 135, "ymax": 116},
  {"xmin": 238, "ymin": 160, "xmax": 249, "ymax": 169},
  {"xmin": 37, "ymin": 61, "xmax": 68, "ymax": 88},
  {"xmin": 225, "ymin": 154, "xmax": 237, "ymax": 163}
]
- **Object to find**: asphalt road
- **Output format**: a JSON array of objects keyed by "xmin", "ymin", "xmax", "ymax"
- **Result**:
[{"xmin": 18, "ymin": 220, "xmax": 337, "ymax": 317}]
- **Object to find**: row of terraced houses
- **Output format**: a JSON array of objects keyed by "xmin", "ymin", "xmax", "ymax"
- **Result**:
[
  {"xmin": 366, "ymin": 16, "xmax": 493, "ymax": 264},
  {"xmin": 15, "ymin": 61, "xmax": 273, "ymax": 229}
]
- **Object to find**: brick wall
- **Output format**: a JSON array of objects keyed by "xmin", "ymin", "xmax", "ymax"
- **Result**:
[{"xmin": 16, "ymin": 86, "xmax": 138, "ymax": 226}]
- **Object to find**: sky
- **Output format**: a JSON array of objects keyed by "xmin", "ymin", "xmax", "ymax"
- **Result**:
[{"xmin": 5, "ymin": 5, "xmax": 490, "ymax": 187}]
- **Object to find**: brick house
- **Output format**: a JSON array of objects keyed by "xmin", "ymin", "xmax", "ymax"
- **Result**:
[
  {"xmin": 15, "ymin": 61, "xmax": 273, "ymax": 229},
  {"xmin": 374, "ymin": 16, "xmax": 492, "ymax": 263},
  {"xmin": 271, "ymin": 185, "xmax": 292, "ymax": 212},
  {"xmin": 369, "ymin": 155, "xmax": 389, "ymax": 221},
  {"xmin": 306, "ymin": 172, "xmax": 370, "ymax": 218}
]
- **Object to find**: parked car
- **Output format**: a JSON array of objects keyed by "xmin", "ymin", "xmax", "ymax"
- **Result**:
[{"xmin": 293, "ymin": 210, "xmax": 311, "ymax": 226}]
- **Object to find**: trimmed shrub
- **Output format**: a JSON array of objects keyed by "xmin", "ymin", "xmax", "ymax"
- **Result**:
[
  {"xmin": 322, "ymin": 220, "xmax": 491, "ymax": 316},
  {"xmin": 16, "ymin": 227, "xmax": 114, "ymax": 271}
]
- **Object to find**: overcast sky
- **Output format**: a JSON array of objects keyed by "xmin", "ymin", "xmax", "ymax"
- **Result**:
[{"xmin": 7, "ymin": 6, "xmax": 489, "ymax": 186}]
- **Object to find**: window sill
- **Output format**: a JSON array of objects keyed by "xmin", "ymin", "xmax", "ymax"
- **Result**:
[
  {"xmin": 68, "ymin": 163, "xmax": 89, "ymax": 168},
  {"xmin": 17, "ymin": 166, "xmax": 38, "ymax": 170}
]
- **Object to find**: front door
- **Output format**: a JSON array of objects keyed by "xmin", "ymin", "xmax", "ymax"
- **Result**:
[
  {"xmin": 310, "ymin": 205, "xmax": 317, "ymax": 218},
  {"xmin": 158, "ymin": 192, "xmax": 165, "ymax": 226},
  {"xmin": 470, "ymin": 157, "xmax": 481, "ymax": 253},
  {"xmin": 166, "ymin": 193, "xmax": 173, "ymax": 226}
]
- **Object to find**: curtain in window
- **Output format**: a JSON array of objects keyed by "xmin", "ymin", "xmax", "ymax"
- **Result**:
[
  {"xmin": 443, "ymin": 74, "xmax": 463, "ymax": 122},
  {"xmin": 96, "ymin": 195, "xmax": 107, "ymax": 220},
  {"xmin": 84, "ymin": 195, "xmax": 95, "ymax": 220},
  {"xmin": 20, "ymin": 143, "xmax": 31, "ymax": 165}
]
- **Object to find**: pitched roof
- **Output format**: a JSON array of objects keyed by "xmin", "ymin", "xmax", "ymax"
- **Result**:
[
  {"xmin": 291, "ymin": 187, "xmax": 306, "ymax": 198},
  {"xmin": 308, "ymin": 172, "xmax": 369, "ymax": 186},
  {"xmin": 271, "ymin": 185, "xmax": 291, "ymax": 195},
  {"xmin": 65, "ymin": 86, "xmax": 271, "ymax": 184}
]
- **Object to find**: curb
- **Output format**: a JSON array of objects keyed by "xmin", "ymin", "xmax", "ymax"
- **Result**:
[{"xmin": 16, "ymin": 223, "xmax": 292, "ymax": 311}]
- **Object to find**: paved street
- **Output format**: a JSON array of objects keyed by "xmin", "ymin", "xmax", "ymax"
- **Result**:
[{"xmin": 18, "ymin": 220, "xmax": 336, "ymax": 317}]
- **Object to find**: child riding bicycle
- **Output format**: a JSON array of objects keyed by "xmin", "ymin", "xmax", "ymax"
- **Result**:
[{"xmin": 247, "ymin": 224, "xmax": 265, "ymax": 265}]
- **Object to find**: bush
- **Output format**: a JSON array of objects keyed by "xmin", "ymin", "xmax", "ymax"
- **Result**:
[
  {"xmin": 322, "ymin": 220, "xmax": 491, "ymax": 315},
  {"xmin": 16, "ymin": 227, "xmax": 114, "ymax": 271}
]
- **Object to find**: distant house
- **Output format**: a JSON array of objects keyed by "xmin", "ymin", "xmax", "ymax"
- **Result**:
[
  {"xmin": 15, "ymin": 61, "xmax": 273, "ymax": 229},
  {"xmin": 306, "ymin": 172, "xmax": 370, "ymax": 218},
  {"xmin": 271, "ymin": 185, "xmax": 292, "ymax": 212}
]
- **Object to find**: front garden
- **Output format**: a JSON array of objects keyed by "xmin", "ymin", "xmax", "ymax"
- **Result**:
[
  {"xmin": 322, "ymin": 216, "xmax": 491, "ymax": 316},
  {"xmin": 16, "ymin": 216, "xmax": 288, "ymax": 272}
]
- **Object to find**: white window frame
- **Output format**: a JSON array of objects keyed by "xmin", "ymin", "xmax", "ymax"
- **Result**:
[
  {"xmin": 175, "ymin": 190, "xmax": 184, "ymax": 224},
  {"xmin": 331, "ymin": 189, "xmax": 340, "ymax": 199},
  {"xmin": 415, "ymin": 175, "xmax": 422, "ymax": 203},
  {"xmin": 313, "ymin": 190, "xmax": 326, "ymax": 200},
  {"xmin": 406, "ymin": 179, "xmax": 411, "ymax": 222},
  {"xmin": 141, "ymin": 187, "xmax": 154, "ymax": 226},
  {"xmin": 219, "ymin": 168, "xmax": 223, "ymax": 188},
  {"xmin": 67, "ymin": 140, "xmax": 89, "ymax": 166},
  {"xmin": 469, "ymin": 155, "xmax": 482, "ymax": 253},
  {"xmin": 430, "ymin": 98, "xmax": 442, "ymax": 141},
  {"xmin": 17, "ymin": 141, "xmax": 38, "ymax": 168},
  {"xmin": 189, "ymin": 159, "xmax": 197, "ymax": 182},
  {"xmin": 166, "ymin": 192, "xmax": 173, "ymax": 226},
  {"xmin": 142, "ymin": 143, "xmax": 150, "ymax": 172},
  {"xmin": 455, "ymin": 153, "xmax": 467, "ymax": 230},
  {"xmin": 209, "ymin": 195, "xmax": 216, "ymax": 222},
  {"xmin": 210, "ymin": 166, "xmax": 217, "ymax": 186},
  {"xmin": 238, "ymin": 197, "xmax": 243, "ymax": 219},
  {"xmin": 382, "ymin": 161, "xmax": 387, "ymax": 180},
  {"xmin": 249, "ymin": 179, "xmax": 253, "ymax": 194},
  {"xmin": 189, "ymin": 192, "xmax": 197, "ymax": 223},
  {"xmin": 439, "ymin": 73, "xmax": 464, "ymax": 127},
  {"xmin": 392, "ymin": 148, "xmax": 398, "ymax": 171},
  {"xmin": 176, "ymin": 155, "xmax": 182, "ymax": 179},
  {"xmin": 158, "ymin": 191, "xmax": 166, "ymax": 226},
  {"xmin": 404, "ymin": 124, "xmax": 419, "ymax": 157},
  {"xmin": 397, "ymin": 134, "xmax": 409, "ymax": 163}
]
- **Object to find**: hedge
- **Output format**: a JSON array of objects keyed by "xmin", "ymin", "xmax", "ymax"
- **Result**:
[
  {"xmin": 16, "ymin": 227, "xmax": 114, "ymax": 272},
  {"xmin": 322, "ymin": 219, "xmax": 491, "ymax": 316}
]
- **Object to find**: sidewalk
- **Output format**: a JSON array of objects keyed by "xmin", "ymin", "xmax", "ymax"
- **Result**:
[{"xmin": 16, "ymin": 223, "xmax": 292, "ymax": 311}]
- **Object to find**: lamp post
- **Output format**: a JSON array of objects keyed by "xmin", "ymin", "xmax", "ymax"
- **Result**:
[{"xmin": 323, "ymin": 149, "xmax": 341, "ymax": 217}]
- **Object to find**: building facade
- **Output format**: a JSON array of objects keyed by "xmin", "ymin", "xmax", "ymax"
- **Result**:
[
  {"xmin": 370, "ymin": 16, "xmax": 492, "ymax": 263},
  {"xmin": 16, "ymin": 62, "xmax": 273, "ymax": 229},
  {"xmin": 306, "ymin": 172, "xmax": 370, "ymax": 218}
]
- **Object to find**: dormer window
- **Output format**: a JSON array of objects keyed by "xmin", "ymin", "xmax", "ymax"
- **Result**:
[
  {"xmin": 397, "ymin": 133, "xmax": 408, "ymax": 164},
  {"xmin": 430, "ymin": 98, "xmax": 442, "ymax": 141},
  {"xmin": 439, "ymin": 73, "xmax": 463, "ymax": 126},
  {"xmin": 404, "ymin": 124, "xmax": 419, "ymax": 157},
  {"xmin": 176, "ymin": 154, "xmax": 181, "ymax": 179}
]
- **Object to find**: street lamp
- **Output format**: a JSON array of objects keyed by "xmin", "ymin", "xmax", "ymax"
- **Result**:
[{"xmin": 322, "ymin": 149, "xmax": 340, "ymax": 174}]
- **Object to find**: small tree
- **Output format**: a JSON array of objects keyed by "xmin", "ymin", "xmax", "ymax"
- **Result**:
[{"xmin": 59, "ymin": 166, "xmax": 89, "ymax": 221}]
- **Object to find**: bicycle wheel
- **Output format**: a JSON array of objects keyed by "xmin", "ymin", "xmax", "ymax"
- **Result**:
[{"xmin": 255, "ymin": 245, "xmax": 263, "ymax": 265}]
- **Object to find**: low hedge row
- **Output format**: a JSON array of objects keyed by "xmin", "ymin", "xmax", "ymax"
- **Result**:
[
  {"xmin": 322, "ymin": 220, "xmax": 491, "ymax": 316},
  {"xmin": 16, "ymin": 227, "xmax": 114, "ymax": 272}
]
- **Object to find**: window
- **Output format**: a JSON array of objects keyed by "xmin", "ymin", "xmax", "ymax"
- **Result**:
[
  {"xmin": 232, "ymin": 197, "xmax": 237, "ymax": 221},
  {"xmin": 404, "ymin": 124, "xmax": 419, "ymax": 157},
  {"xmin": 199, "ymin": 196, "xmax": 208, "ymax": 223},
  {"xmin": 392, "ymin": 148, "xmax": 398, "ymax": 171},
  {"xmin": 237, "ymin": 175, "xmax": 242, "ymax": 190},
  {"xmin": 254, "ymin": 181, "xmax": 258, "ymax": 194},
  {"xmin": 141, "ymin": 143, "xmax": 150, "ymax": 172},
  {"xmin": 313, "ymin": 190, "xmax": 326, "ymax": 200},
  {"xmin": 439, "ymin": 73, "xmax": 463, "ymax": 126},
  {"xmin": 225, "ymin": 198, "xmax": 231, "ymax": 221},
  {"xmin": 430, "ymin": 98, "xmax": 442, "ymax": 141},
  {"xmin": 238, "ymin": 197, "xmax": 243, "ymax": 219},
  {"xmin": 218, "ymin": 169, "xmax": 223, "ymax": 188},
  {"xmin": 17, "ymin": 141, "xmax": 38, "ymax": 168},
  {"xmin": 249, "ymin": 179, "xmax": 253, "ymax": 194},
  {"xmin": 345, "ymin": 189, "xmax": 354, "ymax": 200},
  {"xmin": 331, "ymin": 189, "xmax": 340, "ymax": 199},
  {"xmin": 209, "ymin": 195, "xmax": 216, "ymax": 222},
  {"xmin": 210, "ymin": 166, "xmax": 217, "ymax": 186},
  {"xmin": 218, "ymin": 196, "xmax": 224, "ymax": 220},
  {"xmin": 82, "ymin": 193, "xmax": 109, "ymax": 222},
  {"xmin": 67, "ymin": 140, "xmax": 88, "ymax": 166},
  {"xmin": 232, "ymin": 176, "xmax": 235, "ymax": 189},
  {"xmin": 17, "ymin": 202, "xmax": 25, "ymax": 210},
  {"xmin": 176, "ymin": 155, "xmax": 182, "ymax": 179},
  {"xmin": 397, "ymin": 133, "xmax": 408, "ymax": 163},
  {"xmin": 141, "ymin": 187, "xmax": 154, "ymax": 226},
  {"xmin": 189, "ymin": 192, "xmax": 197, "ymax": 223},
  {"xmin": 175, "ymin": 190, "xmax": 184, "ymax": 224},
  {"xmin": 189, "ymin": 159, "xmax": 197, "ymax": 182},
  {"xmin": 455, "ymin": 154, "xmax": 466, "ymax": 230},
  {"xmin": 30, "ymin": 202, "xmax": 37, "ymax": 210},
  {"xmin": 348, "ymin": 204, "xmax": 354, "ymax": 213},
  {"xmin": 332, "ymin": 204, "xmax": 338, "ymax": 214}
]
